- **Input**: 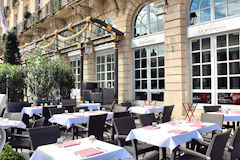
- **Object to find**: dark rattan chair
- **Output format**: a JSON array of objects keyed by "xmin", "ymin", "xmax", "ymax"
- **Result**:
[
  {"xmin": 160, "ymin": 105, "xmax": 174, "ymax": 123},
  {"xmin": 32, "ymin": 117, "xmax": 45, "ymax": 128},
  {"xmin": 171, "ymin": 129, "xmax": 232, "ymax": 160},
  {"xmin": 72, "ymin": 114, "xmax": 107, "ymax": 140},
  {"xmin": 225, "ymin": 127, "xmax": 240, "ymax": 160},
  {"xmin": 138, "ymin": 113, "xmax": 157, "ymax": 127},
  {"xmin": 49, "ymin": 108, "xmax": 66, "ymax": 117},
  {"xmin": 203, "ymin": 106, "xmax": 221, "ymax": 113},
  {"xmin": 42, "ymin": 106, "xmax": 57, "ymax": 126},
  {"xmin": 114, "ymin": 116, "xmax": 159, "ymax": 160},
  {"xmin": 28, "ymin": 126, "xmax": 60, "ymax": 151}
]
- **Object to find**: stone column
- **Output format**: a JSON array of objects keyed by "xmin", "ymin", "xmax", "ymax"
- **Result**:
[{"xmin": 164, "ymin": 0, "xmax": 190, "ymax": 118}]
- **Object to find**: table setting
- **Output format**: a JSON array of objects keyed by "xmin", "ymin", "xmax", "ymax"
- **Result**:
[
  {"xmin": 207, "ymin": 108, "xmax": 240, "ymax": 122},
  {"xmin": 30, "ymin": 136, "xmax": 133, "ymax": 160},
  {"xmin": 49, "ymin": 110, "xmax": 113, "ymax": 129},
  {"xmin": 0, "ymin": 117, "xmax": 26, "ymax": 129},
  {"xmin": 128, "ymin": 105, "xmax": 163, "ymax": 114}
]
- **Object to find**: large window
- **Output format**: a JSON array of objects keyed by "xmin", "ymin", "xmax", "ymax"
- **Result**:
[
  {"xmin": 70, "ymin": 59, "xmax": 81, "ymax": 89},
  {"xmin": 134, "ymin": 45, "xmax": 165, "ymax": 101},
  {"xmin": 96, "ymin": 53, "xmax": 114, "ymax": 88},
  {"xmin": 190, "ymin": 0, "xmax": 240, "ymax": 25},
  {"xmin": 133, "ymin": 2, "xmax": 164, "ymax": 37},
  {"xmin": 191, "ymin": 32, "xmax": 240, "ymax": 105}
]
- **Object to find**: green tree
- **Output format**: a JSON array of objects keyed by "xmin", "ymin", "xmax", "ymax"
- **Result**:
[
  {"xmin": 3, "ymin": 31, "xmax": 21, "ymax": 65},
  {"xmin": 26, "ymin": 55, "xmax": 75, "ymax": 100},
  {"xmin": 0, "ymin": 63, "xmax": 25, "ymax": 102}
]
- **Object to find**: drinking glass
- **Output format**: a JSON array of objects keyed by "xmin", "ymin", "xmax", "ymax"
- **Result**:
[
  {"xmin": 91, "ymin": 101, "xmax": 94, "ymax": 103},
  {"xmin": 44, "ymin": 103, "xmax": 48, "ymax": 107},
  {"xmin": 89, "ymin": 135, "xmax": 96, "ymax": 143},
  {"xmin": 57, "ymin": 138, "xmax": 63, "ymax": 144},
  {"xmin": 102, "ymin": 107, "xmax": 105, "ymax": 111},
  {"xmin": 40, "ymin": 103, "xmax": 43, "ymax": 107},
  {"xmin": 80, "ymin": 109, "xmax": 85, "ymax": 114},
  {"xmin": 50, "ymin": 102, "xmax": 53, "ymax": 105},
  {"xmin": 191, "ymin": 117, "xmax": 196, "ymax": 121},
  {"xmin": 31, "ymin": 104, "xmax": 34, "ymax": 107},
  {"xmin": 181, "ymin": 116, "xmax": 186, "ymax": 121},
  {"xmin": 152, "ymin": 122, "xmax": 158, "ymax": 127},
  {"xmin": 65, "ymin": 110, "xmax": 68, "ymax": 113}
]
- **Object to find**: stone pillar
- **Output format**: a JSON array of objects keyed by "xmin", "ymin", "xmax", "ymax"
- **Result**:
[
  {"xmin": 83, "ymin": 53, "xmax": 95, "ymax": 82},
  {"xmin": 164, "ymin": 0, "xmax": 190, "ymax": 118}
]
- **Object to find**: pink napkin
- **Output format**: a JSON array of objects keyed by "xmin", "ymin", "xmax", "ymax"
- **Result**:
[
  {"xmin": 187, "ymin": 121, "xmax": 203, "ymax": 124},
  {"xmin": 32, "ymin": 106, "xmax": 41, "ymax": 109},
  {"xmin": 216, "ymin": 111, "xmax": 224, "ymax": 113},
  {"xmin": 143, "ymin": 125, "xmax": 161, "ymax": 130},
  {"xmin": 48, "ymin": 105, "xmax": 56, "ymax": 107},
  {"xmin": 190, "ymin": 124, "xmax": 207, "ymax": 128},
  {"xmin": 57, "ymin": 140, "xmax": 80, "ymax": 148},
  {"xmin": 232, "ymin": 112, "xmax": 240, "ymax": 114},
  {"xmin": 74, "ymin": 147, "xmax": 103, "ymax": 157},
  {"xmin": 168, "ymin": 129, "xmax": 187, "ymax": 134},
  {"xmin": 86, "ymin": 111, "xmax": 96, "ymax": 113}
]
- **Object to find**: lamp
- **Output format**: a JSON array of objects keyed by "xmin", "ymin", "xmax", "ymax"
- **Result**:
[
  {"xmin": 84, "ymin": 38, "xmax": 93, "ymax": 55},
  {"xmin": 153, "ymin": 0, "xmax": 168, "ymax": 16}
]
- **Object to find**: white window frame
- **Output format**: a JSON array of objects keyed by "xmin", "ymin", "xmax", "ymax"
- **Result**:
[{"xmin": 190, "ymin": 31, "xmax": 240, "ymax": 108}]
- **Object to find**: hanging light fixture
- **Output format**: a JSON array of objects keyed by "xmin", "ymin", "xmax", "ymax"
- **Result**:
[
  {"xmin": 84, "ymin": 38, "xmax": 93, "ymax": 55},
  {"xmin": 153, "ymin": 0, "xmax": 168, "ymax": 16}
]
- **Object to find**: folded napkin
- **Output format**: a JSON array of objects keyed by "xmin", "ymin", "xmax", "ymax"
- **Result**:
[
  {"xmin": 57, "ymin": 140, "xmax": 80, "ymax": 148},
  {"xmin": 143, "ymin": 125, "xmax": 161, "ymax": 130},
  {"xmin": 74, "ymin": 147, "xmax": 103, "ymax": 157},
  {"xmin": 187, "ymin": 121, "xmax": 203, "ymax": 124},
  {"xmin": 190, "ymin": 124, "xmax": 207, "ymax": 128},
  {"xmin": 48, "ymin": 105, "xmax": 56, "ymax": 107},
  {"xmin": 32, "ymin": 106, "xmax": 41, "ymax": 109},
  {"xmin": 216, "ymin": 111, "xmax": 224, "ymax": 113},
  {"xmin": 232, "ymin": 112, "xmax": 240, "ymax": 114},
  {"xmin": 168, "ymin": 129, "xmax": 187, "ymax": 134}
]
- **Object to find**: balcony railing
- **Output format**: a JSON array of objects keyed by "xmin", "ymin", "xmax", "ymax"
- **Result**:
[{"xmin": 61, "ymin": 0, "xmax": 75, "ymax": 7}]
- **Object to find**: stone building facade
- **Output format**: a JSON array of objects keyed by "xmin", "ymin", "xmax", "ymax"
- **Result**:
[{"xmin": 1, "ymin": 0, "xmax": 240, "ymax": 118}]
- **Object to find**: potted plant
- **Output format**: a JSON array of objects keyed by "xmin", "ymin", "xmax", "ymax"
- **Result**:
[{"xmin": 0, "ymin": 143, "xmax": 25, "ymax": 160}]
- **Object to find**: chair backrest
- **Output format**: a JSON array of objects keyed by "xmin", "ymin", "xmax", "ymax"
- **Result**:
[
  {"xmin": 121, "ymin": 102, "xmax": 132, "ymax": 108},
  {"xmin": 162, "ymin": 105, "xmax": 174, "ymax": 123},
  {"xmin": 49, "ymin": 108, "xmax": 66, "ymax": 117},
  {"xmin": 42, "ymin": 106, "xmax": 57, "ymax": 125},
  {"xmin": 201, "ymin": 113, "xmax": 224, "ymax": 128},
  {"xmin": 229, "ymin": 127, "xmax": 240, "ymax": 160},
  {"xmin": 28, "ymin": 126, "xmax": 60, "ymax": 150},
  {"xmin": 87, "ymin": 114, "xmax": 107, "ymax": 140},
  {"xmin": 206, "ymin": 129, "xmax": 231, "ymax": 160},
  {"xmin": 138, "ymin": 113, "xmax": 156, "ymax": 127},
  {"xmin": 32, "ymin": 117, "xmax": 45, "ymax": 128},
  {"xmin": 3, "ymin": 113, "xmax": 29, "ymax": 127},
  {"xmin": 113, "ymin": 106, "xmax": 128, "ymax": 112},
  {"xmin": 113, "ymin": 111, "xmax": 131, "ymax": 119},
  {"xmin": 203, "ymin": 106, "xmax": 221, "ymax": 113},
  {"xmin": 114, "ymin": 116, "xmax": 136, "ymax": 136},
  {"xmin": 61, "ymin": 99, "xmax": 76, "ymax": 107},
  {"xmin": 73, "ymin": 107, "xmax": 89, "ymax": 112}
]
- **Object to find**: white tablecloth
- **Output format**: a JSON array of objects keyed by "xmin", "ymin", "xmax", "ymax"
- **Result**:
[
  {"xmin": 78, "ymin": 103, "xmax": 101, "ymax": 110},
  {"xmin": 126, "ymin": 121, "xmax": 221, "ymax": 151},
  {"xmin": 207, "ymin": 112, "xmax": 240, "ymax": 122},
  {"xmin": 30, "ymin": 138, "xmax": 133, "ymax": 160},
  {"xmin": 128, "ymin": 106, "xmax": 163, "ymax": 114},
  {"xmin": 0, "ymin": 118, "xmax": 26, "ymax": 129},
  {"xmin": 49, "ymin": 111, "xmax": 113, "ymax": 129},
  {"xmin": 21, "ymin": 106, "xmax": 43, "ymax": 117}
]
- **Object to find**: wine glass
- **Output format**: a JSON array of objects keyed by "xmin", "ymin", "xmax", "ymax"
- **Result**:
[
  {"xmin": 57, "ymin": 138, "xmax": 63, "ymax": 144},
  {"xmin": 89, "ymin": 135, "xmax": 96, "ymax": 143},
  {"xmin": 152, "ymin": 122, "xmax": 158, "ymax": 127}
]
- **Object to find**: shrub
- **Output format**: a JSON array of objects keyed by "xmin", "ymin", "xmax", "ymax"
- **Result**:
[
  {"xmin": 3, "ymin": 31, "xmax": 21, "ymax": 65},
  {"xmin": 34, "ymin": 11, "xmax": 40, "ymax": 25},
  {"xmin": 26, "ymin": 55, "xmax": 75, "ymax": 100},
  {"xmin": 0, "ymin": 143, "xmax": 25, "ymax": 160},
  {"xmin": 53, "ymin": 0, "xmax": 61, "ymax": 12},
  {"xmin": 0, "ymin": 63, "xmax": 25, "ymax": 102}
]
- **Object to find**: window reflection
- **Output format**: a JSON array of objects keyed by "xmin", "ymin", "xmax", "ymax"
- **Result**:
[
  {"xmin": 193, "ymin": 93, "xmax": 211, "ymax": 103},
  {"xmin": 218, "ymin": 93, "xmax": 240, "ymax": 105}
]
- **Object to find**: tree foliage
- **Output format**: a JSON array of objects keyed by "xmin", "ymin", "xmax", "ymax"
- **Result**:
[
  {"xmin": 26, "ymin": 55, "xmax": 75, "ymax": 100},
  {"xmin": 0, "ymin": 63, "xmax": 25, "ymax": 102},
  {"xmin": 3, "ymin": 31, "xmax": 21, "ymax": 65}
]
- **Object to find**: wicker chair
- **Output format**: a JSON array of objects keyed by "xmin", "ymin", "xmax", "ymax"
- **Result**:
[
  {"xmin": 72, "ymin": 114, "xmax": 107, "ymax": 140},
  {"xmin": 49, "ymin": 108, "xmax": 66, "ymax": 117},
  {"xmin": 160, "ymin": 105, "xmax": 174, "ymax": 123},
  {"xmin": 138, "ymin": 113, "xmax": 157, "ymax": 127},
  {"xmin": 114, "ymin": 116, "xmax": 159, "ymax": 160},
  {"xmin": 171, "ymin": 129, "xmax": 232, "ymax": 160}
]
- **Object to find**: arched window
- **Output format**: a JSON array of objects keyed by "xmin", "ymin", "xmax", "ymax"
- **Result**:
[
  {"xmin": 190, "ymin": 0, "xmax": 240, "ymax": 25},
  {"xmin": 134, "ymin": 2, "xmax": 164, "ymax": 37}
]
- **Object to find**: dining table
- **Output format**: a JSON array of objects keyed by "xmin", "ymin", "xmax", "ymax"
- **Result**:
[
  {"xmin": 126, "ymin": 120, "xmax": 221, "ymax": 159},
  {"xmin": 48, "ymin": 111, "xmax": 113, "ymax": 129},
  {"xmin": 78, "ymin": 103, "xmax": 101, "ymax": 110},
  {"xmin": 207, "ymin": 111, "xmax": 240, "ymax": 122},
  {"xmin": 0, "ymin": 117, "xmax": 26, "ymax": 129},
  {"xmin": 30, "ymin": 137, "xmax": 133, "ymax": 160},
  {"xmin": 21, "ymin": 106, "xmax": 43, "ymax": 117},
  {"xmin": 128, "ymin": 105, "xmax": 163, "ymax": 114}
]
